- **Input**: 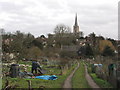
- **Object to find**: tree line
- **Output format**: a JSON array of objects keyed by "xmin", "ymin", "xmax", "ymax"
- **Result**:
[{"xmin": 1, "ymin": 24, "xmax": 118, "ymax": 62}]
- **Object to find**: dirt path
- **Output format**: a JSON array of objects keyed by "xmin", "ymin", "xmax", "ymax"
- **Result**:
[
  {"xmin": 85, "ymin": 65, "xmax": 100, "ymax": 89},
  {"xmin": 62, "ymin": 62, "xmax": 79, "ymax": 89}
]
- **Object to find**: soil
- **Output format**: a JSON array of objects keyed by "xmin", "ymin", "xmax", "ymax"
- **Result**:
[
  {"xmin": 62, "ymin": 62, "xmax": 79, "ymax": 89},
  {"xmin": 85, "ymin": 65, "xmax": 100, "ymax": 89}
]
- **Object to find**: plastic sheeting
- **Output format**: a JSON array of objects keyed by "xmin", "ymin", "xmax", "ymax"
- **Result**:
[{"xmin": 35, "ymin": 75, "xmax": 58, "ymax": 80}]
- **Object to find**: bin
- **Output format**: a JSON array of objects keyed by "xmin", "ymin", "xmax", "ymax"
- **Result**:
[{"xmin": 9, "ymin": 64, "xmax": 20, "ymax": 78}]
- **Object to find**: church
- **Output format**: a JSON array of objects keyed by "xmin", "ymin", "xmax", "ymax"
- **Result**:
[
  {"xmin": 47, "ymin": 14, "xmax": 85, "ymax": 52},
  {"xmin": 73, "ymin": 13, "xmax": 83, "ymax": 38},
  {"xmin": 48, "ymin": 14, "xmax": 83, "ymax": 38},
  {"xmin": 60, "ymin": 14, "xmax": 85, "ymax": 52}
]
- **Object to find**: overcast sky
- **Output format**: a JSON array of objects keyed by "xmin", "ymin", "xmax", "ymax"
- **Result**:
[{"xmin": 0, "ymin": 0, "xmax": 119, "ymax": 39}]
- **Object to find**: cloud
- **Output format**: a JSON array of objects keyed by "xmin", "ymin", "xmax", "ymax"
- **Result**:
[{"xmin": 0, "ymin": 0, "xmax": 118, "ymax": 39}]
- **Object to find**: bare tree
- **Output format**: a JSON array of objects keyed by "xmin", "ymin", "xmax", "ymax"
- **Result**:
[
  {"xmin": 54, "ymin": 24, "xmax": 71, "ymax": 34},
  {"xmin": 53, "ymin": 24, "xmax": 72, "ymax": 47}
]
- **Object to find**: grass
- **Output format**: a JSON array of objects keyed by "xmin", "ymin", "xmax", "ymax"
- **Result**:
[
  {"xmin": 18, "ymin": 60, "xmax": 32, "ymax": 65},
  {"xmin": 3, "ymin": 76, "xmax": 66, "ymax": 88},
  {"xmin": 2, "ymin": 61, "xmax": 77, "ymax": 88},
  {"xmin": 72, "ymin": 61, "xmax": 90, "ymax": 88},
  {"xmin": 90, "ymin": 73, "xmax": 113, "ymax": 88}
]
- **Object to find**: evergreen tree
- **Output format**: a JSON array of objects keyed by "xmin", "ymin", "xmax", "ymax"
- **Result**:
[
  {"xmin": 85, "ymin": 44, "xmax": 94, "ymax": 57},
  {"xmin": 77, "ymin": 44, "xmax": 94, "ymax": 58},
  {"xmin": 102, "ymin": 45, "xmax": 115, "ymax": 56}
]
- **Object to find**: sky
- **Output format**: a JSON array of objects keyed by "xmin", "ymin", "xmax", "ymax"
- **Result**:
[{"xmin": 0, "ymin": 0, "xmax": 119, "ymax": 39}]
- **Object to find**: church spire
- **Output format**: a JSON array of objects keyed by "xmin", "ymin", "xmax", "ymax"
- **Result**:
[
  {"xmin": 73, "ymin": 13, "xmax": 79, "ymax": 34},
  {"xmin": 75, "ymin": 13, "xmax": 78, "ymax": 26}
]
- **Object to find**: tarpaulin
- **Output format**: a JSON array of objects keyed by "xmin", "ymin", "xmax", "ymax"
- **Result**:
[{"xmin": 35, "ymin": 75, "xmax": 58, "ymax": 80}]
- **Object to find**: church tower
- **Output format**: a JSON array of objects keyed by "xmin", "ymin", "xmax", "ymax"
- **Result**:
[{"xmin": 73, "ymin": 14, "xmax": 79, "ymax": 34}]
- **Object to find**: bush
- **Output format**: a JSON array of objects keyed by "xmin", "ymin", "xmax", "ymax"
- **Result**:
[{"xmin": 60, "ymin": 51, "xmax": 78, "ymax": 58}]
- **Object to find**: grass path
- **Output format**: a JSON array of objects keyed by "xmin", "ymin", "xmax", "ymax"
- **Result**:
[{"xmin": 72, "ymin": 61, "xmax": 90, "ymax": 88}]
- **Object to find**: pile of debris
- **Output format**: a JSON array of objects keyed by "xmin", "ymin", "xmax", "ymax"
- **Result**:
[{"xmin": 8, "ymin": 64, "xmax": 57, "ymax": 80}]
